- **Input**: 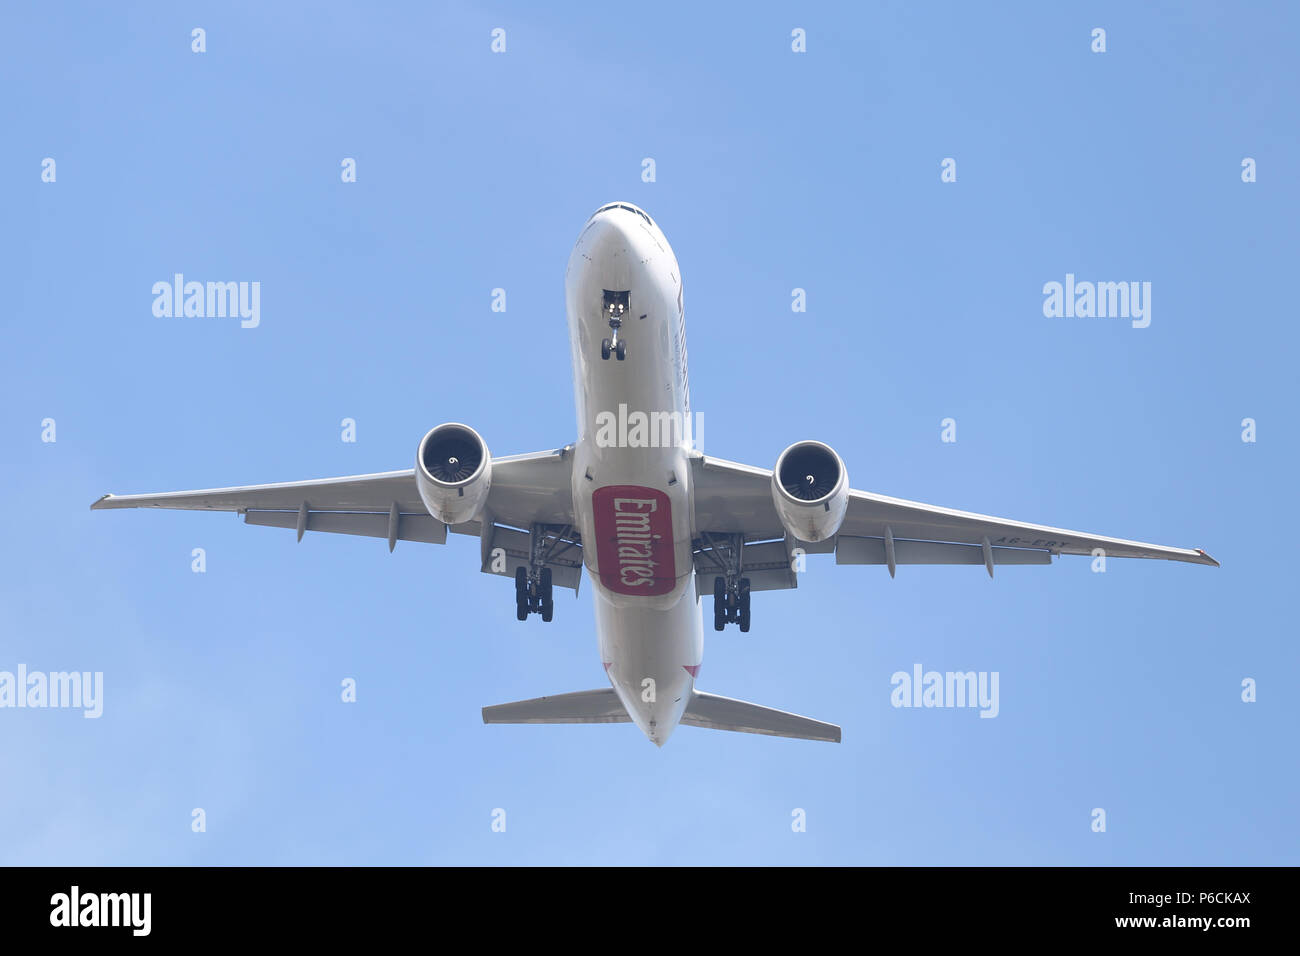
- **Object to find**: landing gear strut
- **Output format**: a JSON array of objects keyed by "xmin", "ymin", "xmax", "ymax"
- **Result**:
[{"xmin": 600, "ymin": 290, "xmax": 629, "ymax": 361}]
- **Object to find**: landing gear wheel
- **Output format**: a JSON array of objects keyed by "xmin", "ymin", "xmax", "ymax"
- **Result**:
[
  {"xmin": 601, "ymin": 339, "xmax": 611, "ymax": 360},
  {"xmin": 738, "ymin": 578, "xmax": 751, "ymax": 633},
  {"xmin": 540, "ymin": 567, "xmax": 554, "ymax": 622},
  {"xmin": 615, "ymin": 341, "xmax": 626, "ymax": 361},
  {"xmin": 713, "ymin": 576, "xmax": 726, "ymax": 631},
  {"xmin": 514, "ymin": 567, "xmax": 529, "ymax": 620}
]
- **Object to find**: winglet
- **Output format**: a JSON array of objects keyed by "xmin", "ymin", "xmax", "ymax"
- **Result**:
[{"xmin": 1196, "ymin": 548, "xmax": 1220, "ymax": 568}]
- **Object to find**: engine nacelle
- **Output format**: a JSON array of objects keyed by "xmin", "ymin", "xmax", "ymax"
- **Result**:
[
  {"xmin": 770, "ymin": 440, "xmax": 849, "ymax": 543},
  {"xmin": 416, "ymin": 423, "xmax": 492, "ymax": 526}
]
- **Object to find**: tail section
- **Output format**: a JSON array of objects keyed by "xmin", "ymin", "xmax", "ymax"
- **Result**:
[{"xmin": 482, "ymin": 687, "xmax": 840, "ymax": 743}]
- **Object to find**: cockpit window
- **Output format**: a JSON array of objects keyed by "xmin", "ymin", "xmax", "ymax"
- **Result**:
[
  {"xmin": 591, "ymin": 203, "xmax": 654, "ymax": 228},
  {"xmin": 616, "ymin": 204, "xmax": 655, "ymax": 227}
]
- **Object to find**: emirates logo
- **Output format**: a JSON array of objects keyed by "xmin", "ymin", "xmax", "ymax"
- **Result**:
[{"xmin": 592, "ymin": 486, "xmax": 675, "ymax": 595}]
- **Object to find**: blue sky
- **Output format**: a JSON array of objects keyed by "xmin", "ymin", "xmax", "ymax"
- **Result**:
[{"xmin": 2, "ymin": 0, "xmax": 1296, "ymax": 864}]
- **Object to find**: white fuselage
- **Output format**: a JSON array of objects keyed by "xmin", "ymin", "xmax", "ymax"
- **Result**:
[{"xmin": 565, "ymin": 203, "xmax": 702, "ymax": 746}]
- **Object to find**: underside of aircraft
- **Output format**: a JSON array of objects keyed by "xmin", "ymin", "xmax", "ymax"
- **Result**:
[{"xmin": 93, "ymin": 202, "xmax": 1217, "ymax": 746}]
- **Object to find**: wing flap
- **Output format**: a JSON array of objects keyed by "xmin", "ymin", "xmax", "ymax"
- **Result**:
[
  {"xmin": 842, "ymin": 488, "xmax": 1218, "ymax": 565},
  {"xmin": 835, "ymin": 536, "xmax": 1052, "ymax": 566},
  {"xmin": 243, "ymin": 510, "xmax": 448, "ymax": 545}
]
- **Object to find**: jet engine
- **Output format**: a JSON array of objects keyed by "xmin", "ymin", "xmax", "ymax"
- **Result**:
[
  {"xmin": 416, "ymin": 423, "xmax": 492, "ymax": 525},
  {"xmin": 770, "ymin": 440, "xmax": 849, "ymax": 543}
]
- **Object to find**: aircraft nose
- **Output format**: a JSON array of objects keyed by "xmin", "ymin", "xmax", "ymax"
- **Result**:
[
  {"xmin": 577, "ymin": 215, "xmax": 641, "ymax": 293},
  {"xmin": 583, "ymin": 212, "xmax": 636, "ymax": 258}
]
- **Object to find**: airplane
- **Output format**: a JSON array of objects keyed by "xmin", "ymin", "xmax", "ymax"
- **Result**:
[{"xmin": 92, "ymin": 201, "xmax": 1218, "ymax": 747}]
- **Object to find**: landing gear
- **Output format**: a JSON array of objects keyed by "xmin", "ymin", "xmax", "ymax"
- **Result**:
[
  {"xmin": 511, "ymin": 523, "xmax": 579, "ymax": 622},
  {"xmin": 601, "ymin": 330, "xmax": 626, "ymax": 361},
  {"xmin": 514, "ymin": 565, "xmax": 554, "ymax": 621},
  {"xmin": 600, "ymin": 290, "xmax": 629, "ymax": 361},
  {"xmin": 712, "ymin": 575, "xmax": 751, "ymax": 632},
  {"xmin": 700, "ymin": 533, "xmax": 753, "ymax": 632}
]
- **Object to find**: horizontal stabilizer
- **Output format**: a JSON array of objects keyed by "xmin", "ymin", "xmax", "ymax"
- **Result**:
[
  {"xmin": 682, "ymin": 690, "xmax": 841, "ymax": 742},
  {"xmin": 482, "ymin": 689, "xmax": 630, "ymax": 725}
]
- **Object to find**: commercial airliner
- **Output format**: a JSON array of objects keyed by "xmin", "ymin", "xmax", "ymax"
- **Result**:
[{"xmin": 93, "ymin": 202, "xmax": 1218, "ymax": 746}]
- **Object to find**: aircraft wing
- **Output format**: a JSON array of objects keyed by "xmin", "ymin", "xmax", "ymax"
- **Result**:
[
  {"xmin": 91, "ymin": 446, "xmax": 583, "ymax": 586},
  {"xmin": 690, "ymin": 453, "xmax": 1217, "ymax": 587}
]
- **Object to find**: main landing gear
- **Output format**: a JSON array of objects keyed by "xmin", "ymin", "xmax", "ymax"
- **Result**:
[
  {"xmin": 513, "ymin": 523, "xmax": 579, "ymax": 623},
  {"xmin": 713, "ymin": 575, "xmax": 751, "ymax": 633},
  {"xmin": 600, "ymin": 290, "xmax": 629, "ymax": 361},
  {"xmin": 696, "ymin": 533, "xmax": 752, "ymax": 633},
  {"xmin": 515, "ymin": 566, "xmax": 554, "ymax": 622}
]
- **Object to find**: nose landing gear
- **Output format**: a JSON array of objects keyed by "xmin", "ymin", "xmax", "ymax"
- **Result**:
[
  {"xmin": 600, "ymin": 326, "xmax": 626, "ymax": 361},
  {"xmin": 600, "ymin": 290, "xmax": 629, "ymax": 361}
]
